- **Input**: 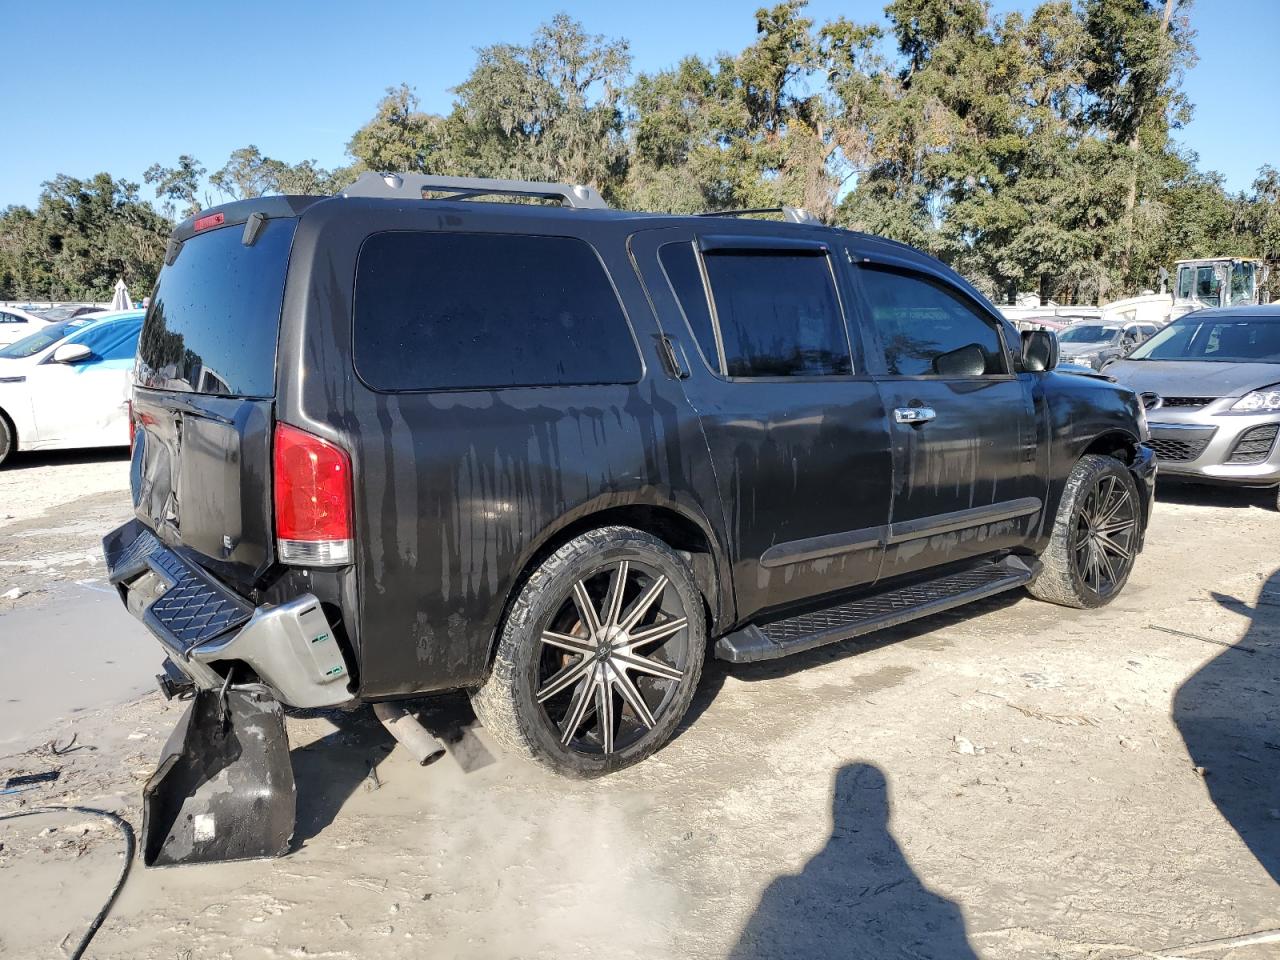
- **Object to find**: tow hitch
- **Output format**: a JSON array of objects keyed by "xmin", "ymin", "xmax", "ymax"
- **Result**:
[{"xmin": 142, "ymin": 677, "xmax": 296, "ymax": 866}]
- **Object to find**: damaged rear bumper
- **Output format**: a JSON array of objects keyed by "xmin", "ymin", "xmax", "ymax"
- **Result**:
[{"xmin": 103, "ymin": 519, "xmax": 355, "ymax": 709}]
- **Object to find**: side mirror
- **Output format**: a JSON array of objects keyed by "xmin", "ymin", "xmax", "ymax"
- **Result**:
[
  {"xmin": 51, "ymin": 343, "xmax": 93, "ymax": 364},
  {"xmin": 1021, "ymin": 329, "xmax": 1058, "ymax": 372}
]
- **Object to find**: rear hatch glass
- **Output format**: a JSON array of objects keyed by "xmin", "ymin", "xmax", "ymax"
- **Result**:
[
  {"xmin": 132, "ymin": 216, "xmax": 297, "ymax": 590},
  {"xmin": 138, "ymin": 218, "xmax": 296, "ymax": 395}
]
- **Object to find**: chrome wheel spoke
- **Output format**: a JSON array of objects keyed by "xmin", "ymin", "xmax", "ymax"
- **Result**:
[
  {"xmin": 1098, "ymin": 489, "xmax": 1132, "ymax": 527},
  {"xmin": 615, "ymin": 650, "xmax": 683, "ymax": 682},
  {"xmin": 536, "ymin": 656, "xmax": 594, "ymax": 703},
  {"xmin": 541, "ymin": 629, "xmax": 595, "ymax": 656},
  {"xmin": 596, "ymin": 671, "xmax": 616, "ymax": 754},
  {"xmin": 618, "ymin": 575, "xmax": 669, "ymax": 632},
  {"xmin": 560, "ymin": 673, "xmax": 596, "ymax": 745},
  {"xmin": 611, "ymin": 666, "xmax": 657, "ymax": 729},
  {"xmin": 627, "ymin": 616, "xmax": 688, "ymax": 649},
  {"xmin": 1096, "ymin": 542, "xmax": 1118, "ymax": 585},
  {"xmin": 572, "ymin": 580, "xmax": 602, "ymax": 636},
  {"xmin": 1097, "ymin": 516, "xmax": 1135, "ymax": 538},
  {"xmin": 1095, "ymin": 531, "xmax": 1133, "ymax": 561},
  {"xmin": 602, "ymin": 560, "xmax": 629, "ymax": 630}
]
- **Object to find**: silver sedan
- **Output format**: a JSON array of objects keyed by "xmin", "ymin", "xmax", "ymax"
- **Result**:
[{"xmin": 1104, "ymin": 306, "xmax": 1280, "ymax": 505}]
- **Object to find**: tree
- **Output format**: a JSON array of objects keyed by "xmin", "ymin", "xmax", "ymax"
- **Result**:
[
  {"xmin": 347, "ymin": 84, "xmax": 447, "ymax": 174},
  {"xmin": 0, "ymin": 174, "xmax": 169, "ymax": 300},
  {"xmin": 144, "ymin": 154, "xmax": 207, "ymax": 219},
  {"xmin": 445, "ymin": 14, "xmax": 631, "ymax": 197},
  {"xmin": 210, "ymin": 146, "xmax": 339, "ymax": 200},
  {"xmin": 1082, "ymin": 0, "xmax": 1194, "ymax": 288}
]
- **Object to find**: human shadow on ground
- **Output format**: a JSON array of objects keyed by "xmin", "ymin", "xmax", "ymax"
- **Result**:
[
  {"xmin": 1174, "ymin": 568, "xmax": 1280, "ymax": 882},
  {"xmin": 730, "ymin": 763, "xmax": 978, "ymax": 960}
]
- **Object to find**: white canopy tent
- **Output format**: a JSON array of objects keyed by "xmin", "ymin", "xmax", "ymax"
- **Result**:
[{"xmin": 109, "ymin": 278, "xmax": 131, "ymax": 311}]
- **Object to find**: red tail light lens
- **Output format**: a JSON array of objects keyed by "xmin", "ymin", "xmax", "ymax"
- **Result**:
[
  {"xmin": 273, "ymin": 423, "xmax": 353, "ymax": 566},
  {"xmin": 127, "ymin": 400, "xmax": 135, "ymax": 449}
]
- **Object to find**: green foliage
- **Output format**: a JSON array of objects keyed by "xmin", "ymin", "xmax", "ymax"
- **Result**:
[
  {"xmin": 210, "ymin": 146, "xmax": 340, "ymax": 201},
  {"xmin": 0, "ymin": 174, "xmax": 169, "ymax": 300},
  {"xmin": 347, "ymin": 84, "xmax": 446, "ymax": 174},
  {"xmin": 5, "ymin": 4, "xmax": 1280, "ymax": 306}
]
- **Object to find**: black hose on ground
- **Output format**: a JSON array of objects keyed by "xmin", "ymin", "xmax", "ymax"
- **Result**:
[{"xmin": 0, "ymin": 805, "xmax": 135, "ymax": 960}]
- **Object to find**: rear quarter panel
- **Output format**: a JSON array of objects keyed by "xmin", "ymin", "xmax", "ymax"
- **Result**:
[{"xmin": 276, "ymin": 201, "xmax": 725, "ymax": 697}]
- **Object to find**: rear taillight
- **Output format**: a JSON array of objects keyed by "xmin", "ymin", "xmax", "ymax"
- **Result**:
[
  {"xmin": 127, "ymin": 400, "xmax": 135, "ymax": 450},
  {"xmin": 273, "ymin": 423, "xmax": 353, "ymax": 566}
]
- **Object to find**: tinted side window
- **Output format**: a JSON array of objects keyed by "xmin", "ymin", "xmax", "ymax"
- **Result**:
[
  {"xmin": 702, "ymin": 251, "xmax": 851, "ymax": 377},
  {"xmin": 856, "ymin": 267, "xmax": 1007, "ymax": 377},
  {"xmin": 658, "ymin": 242, "xmax": 719, "ymax": 369},
  {"xmin": 355, "ymin": 232, "xmax": 641, "ymax": 392}
]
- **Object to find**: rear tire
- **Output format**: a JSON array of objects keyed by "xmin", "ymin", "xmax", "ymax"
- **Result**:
[
  {"xmin": 1028, "ymin": 454, "xmax": 1141, "ymax": 609},
  {"xmin": 471, "ymin": 526, "xmax": 706, "ymax": 778}
]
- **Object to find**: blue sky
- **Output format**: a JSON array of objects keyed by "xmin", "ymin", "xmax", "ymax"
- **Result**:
[{"xmin": 0, "ymin": 0, "xmax": 1270, "ymax": 209}]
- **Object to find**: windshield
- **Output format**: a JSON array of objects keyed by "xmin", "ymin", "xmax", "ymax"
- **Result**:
[
  {"xmin": 1127, "ymin": 316, "xmax": 1280, "ymax": 363},
  {"xmin": 1059, "ymin": 325, "xmax": 1119, "ymax": 345},
  {"xmin": 0, "ymin": 318, "xmax": 90, "ymax": 359}
]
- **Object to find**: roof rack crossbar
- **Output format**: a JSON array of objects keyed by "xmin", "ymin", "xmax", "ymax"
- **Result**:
[
  {"xmin": 695, "ymin": 206, "xmax": 821, "ymax": 225},
  {"xmin": 339, "ymin": 172, "xmax": 608, "ymax": 210}
]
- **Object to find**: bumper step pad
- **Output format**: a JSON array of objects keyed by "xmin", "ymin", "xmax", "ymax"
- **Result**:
[
  {"xmin": 715, "ymin": 556, "xmax": 1037, "ymax": 663},
  {"xmin": 104, "ymin": 521, "xmax": 253, "ymax": 655}
]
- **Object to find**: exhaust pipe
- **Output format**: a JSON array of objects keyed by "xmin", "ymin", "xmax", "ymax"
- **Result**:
[{"xmin": 372, "ymin": 702, "xmax": 446, "ymax": 766}]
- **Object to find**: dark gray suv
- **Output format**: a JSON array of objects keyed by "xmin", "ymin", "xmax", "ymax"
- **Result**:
[{"xmin": 103, "ymin": 173, "xmax": 1154, "ymax": 862}]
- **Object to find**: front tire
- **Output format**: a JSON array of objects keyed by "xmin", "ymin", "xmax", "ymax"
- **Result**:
[
  {"xmin": 0, "ymin": 414, "xmax": 12, "ymax": 467},
  {"xmin": 1028, "ymin": 454, "xmax": 1141, "ymax": 609},
  {"xmin": 471, "ymin": 526, "xmax": 706, "ymax": 778}
]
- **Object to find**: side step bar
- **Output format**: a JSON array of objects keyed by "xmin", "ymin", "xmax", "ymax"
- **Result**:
[{"xmin": 715, "ymin": 556, "xmax": 1039, "ymax": 664}]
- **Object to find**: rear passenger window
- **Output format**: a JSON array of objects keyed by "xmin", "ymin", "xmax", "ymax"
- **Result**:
[
  {"xmin": 702, "ymin": 251, "xmax": 851, "ymax": 377},
  {"xmin": 354, "ymin": 232, "xmax": 641, "ymax": 391},
  {"xmin": 658, "ymin": 242, "xmax": 718, "ymax": 368},
  {"xmin": 856, "ymin": 267, "xmax": 1007, "ymax": 377}
]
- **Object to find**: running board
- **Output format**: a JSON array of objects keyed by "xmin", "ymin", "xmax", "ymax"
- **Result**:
[{"xmin": 714, "ymin": 556, "xmax": 1038, "ymax": 664}]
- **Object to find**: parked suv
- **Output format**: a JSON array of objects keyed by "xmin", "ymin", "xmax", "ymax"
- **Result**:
[{"xmin": 105, "ymin": 173, "xmax": 1155, "ymax": 790}]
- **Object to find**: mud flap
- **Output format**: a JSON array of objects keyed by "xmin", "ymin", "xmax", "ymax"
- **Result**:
[{"xmin": 142, "ymin": 683, "xmax": 296, "ymax": 866}]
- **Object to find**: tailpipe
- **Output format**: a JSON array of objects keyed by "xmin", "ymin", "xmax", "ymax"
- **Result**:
[
  {"xmin": 142, "ymin": 683, "xmax": 296, "ymax": 866},
  {"xmin": 372, "ymin": 702, "xmax": 446, "ymax": 766}
]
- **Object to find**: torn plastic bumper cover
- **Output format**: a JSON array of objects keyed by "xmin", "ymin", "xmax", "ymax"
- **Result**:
[
  {"xmin": 143, "ymin": 683, "xmax": 295, "ymax": 865},
  {"xmin": 103, "ymin": 519, "xmax": 355, "ymax": 865}
]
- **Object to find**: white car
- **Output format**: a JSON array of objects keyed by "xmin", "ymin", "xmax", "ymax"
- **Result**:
[
  {"xmin": 0, "ymin": 310, "xmax": 144, "ymax": 465},
  {"xmin": 0, "ymin": 306, "xmax": 56, "ymax": 347}
]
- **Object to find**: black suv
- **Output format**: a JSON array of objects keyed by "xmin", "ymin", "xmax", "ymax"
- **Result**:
[{"xmin": 105, "ymin": 173, "xmax": 1155, "ymax": 782}]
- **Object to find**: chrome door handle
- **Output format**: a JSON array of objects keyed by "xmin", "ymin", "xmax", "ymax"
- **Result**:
[{"xmin": 894, "ymin": 406, "xmax": 936, "ymax": 424}]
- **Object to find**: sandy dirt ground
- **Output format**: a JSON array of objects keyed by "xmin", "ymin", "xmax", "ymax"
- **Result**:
[{"xmin": 1, "ymin": 451, "xmax": 1277, "ymax": 959}]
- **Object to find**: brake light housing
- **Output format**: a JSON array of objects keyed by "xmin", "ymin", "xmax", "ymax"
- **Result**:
[
  {"xmin": 273, "ymin": 423, "xmax": 353, "ymax": 566},
  {"xmin": 192, "ymin": 211, "xmax": 225, "ymax": 232}
]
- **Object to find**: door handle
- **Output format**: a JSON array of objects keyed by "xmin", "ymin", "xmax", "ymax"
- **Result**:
[{"xmin": 894, "ymin": 406, "xmax": 936, "ymax": 424}]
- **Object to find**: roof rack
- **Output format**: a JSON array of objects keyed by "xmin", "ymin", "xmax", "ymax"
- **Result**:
[
  {"xmin": 339, "ymin": 172, "xmax": 608, "ymax": 210},
  {"xmin": 695, "ymin": 206, "xmax": 822, "ymax": 225}
]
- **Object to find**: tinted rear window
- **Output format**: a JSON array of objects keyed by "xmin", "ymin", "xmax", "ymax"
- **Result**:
[
  {"xmin": 354, "ymin": 231, "xmax": 641, "ymax": 392},
  {"xmin": 136, "ymin": 218, "xmax": 296, "ymax": 396}
]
